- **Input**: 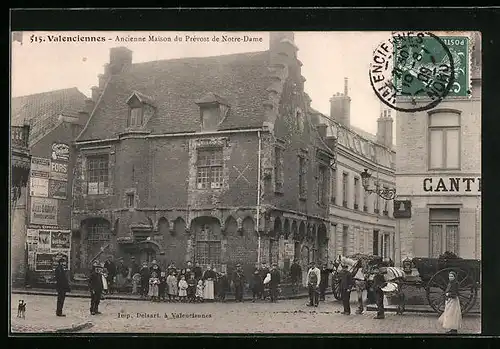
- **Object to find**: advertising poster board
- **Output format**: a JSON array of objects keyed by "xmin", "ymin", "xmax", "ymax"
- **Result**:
[
  {"xmin": 31, "ymin": 157, "xmax": 50, "ymax": 173},
  {"xmin": 37, "ymin": 230, "xmax": 51, "ymax": 252},
  {"xmin": 48, "ymin": 179, "xmax": 67, "ymax": 200},
  {"xmin": 49, "ymin": 161, "xmax": 68, "ymax": 181},
  {"xmin": 51, "ymin": 143, "xmax": 70, "ymax": 162},
  {"xmin": 30, "ymin": 197, "xmax": 58, "ymax": 226},
  {"xmin": 30, "ymin": 177, "xmax": 49, "ymax": 197},
  {"xmin": 50, "ymin": 230, "xmax": 71, "ymax": 251},
  {"xmin": 35, "ymin": 251, "xmax": 69, "ymax": 271}
]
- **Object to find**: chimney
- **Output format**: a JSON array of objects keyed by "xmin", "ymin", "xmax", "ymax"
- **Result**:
[
  {"xmin": 269, "ymin": 31, "xmax": 298, "ymax": 68},
  {"xmin": 84, "ymin": 98, "xmax": 95, "ymax": 113},
  {"xmin": 109, "ymin": 47, "xmax": 133, "ymax": 75},
  {"xmin": 329, "ymin": 77, "xmax": 351, "ymax": 128},
  {"xmin": 377, "ymin": 112, "xmax": 386, "ymax": 145},
  {"xmin": 316, "ymin": 124, "xmax": 327, "ymax": 139},
  {"xmin": 269, "ymin": 32, "xmax": 295, "ymax": 51},
  {"xmin": 91, "ymin": 86, "xmax": 101, "ymax": 102},
  {"xmin": 384, "ymin": 109, "xmax": 394, "ymax": 148}
]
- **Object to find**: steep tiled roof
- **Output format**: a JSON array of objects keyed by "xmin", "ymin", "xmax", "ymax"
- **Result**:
[
  {"xmin": 78, "ymin": 51, "xmax": 273, "ymax": 141},
  {"xmin": 11, "ymin": 87, "xmax": 87, "ymax": 146}
]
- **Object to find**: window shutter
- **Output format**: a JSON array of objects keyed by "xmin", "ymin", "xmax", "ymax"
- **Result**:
[{"xmin": 413, "ymin": 208, "xmax": 429, "ymax": 257}]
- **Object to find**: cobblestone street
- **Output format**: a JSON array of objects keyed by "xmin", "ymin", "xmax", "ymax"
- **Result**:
[{"xmin": 11, "ymin": 294, "xmax": 481, "ymax": 334}]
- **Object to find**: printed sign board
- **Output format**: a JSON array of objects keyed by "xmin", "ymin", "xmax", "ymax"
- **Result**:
[
  {"xmin": 35, "ymin": 251, "xmax": 70, "ymax": 271},
  {"xmin": 284, "ymin": 242, "xmax": 295, "ymax": 257},
  {"xmin": 50, "ymin": 161, "xmax": 68, "ymax": 181},
  {"xmin": 37, "ymin": 230, "xmax": 51, "ymax": 252},
  {"xmin": 51, "ymin": 143, "xmax": 70, "ymax": 162},
  {"xmin": 50, "ymin": 230, "xmax": 71, "ymax": 251},
  {"xmin": 30, "ymin": 177, "xmax": 49, "ymax": 197},
  {"xmin": 393, "ymin": 200, "xmax": 412, "ymax": 219},
  {"xmin": 48, "ymin": 179, "xmax": 67, "ymax": 200},
  {"xmin": 30, "ymin": 197, "xmax": 58, "ymax": 226},
  {"xmin": 31, "ymin": 157, "xmax": 50, "ymax": 173}
]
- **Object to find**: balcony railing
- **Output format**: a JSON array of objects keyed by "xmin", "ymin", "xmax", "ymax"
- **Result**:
[{"xmin": 11, "ymin": 125, "xmax": 30, "ymax": 150}]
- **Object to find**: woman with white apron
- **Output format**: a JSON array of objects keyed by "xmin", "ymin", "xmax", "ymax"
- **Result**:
[{"xmin": 202, "ymin": 265, "xmax": 216, "ymax": 300}]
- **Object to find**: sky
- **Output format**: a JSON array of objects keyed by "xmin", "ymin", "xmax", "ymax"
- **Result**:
[{"xmin": 11, "ymin": 31, "xmax": 393, "ymax": 138}]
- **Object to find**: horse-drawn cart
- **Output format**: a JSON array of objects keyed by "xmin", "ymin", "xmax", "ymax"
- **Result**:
[
  {"xmin": 330, "ymin": 253, "xmax": 481, "ymax": 315},
  {"xmin": 402, "ymin": 256, "xmax": 481, "ymax": 314}
]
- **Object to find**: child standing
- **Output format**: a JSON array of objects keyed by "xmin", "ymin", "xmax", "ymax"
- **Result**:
[
  {"xmin": 148, "ymin": 271, "xmax": 160, "ymax": 302},
  {"xmin": 159, "ymin": 271, "xmax": 167, "ymax": 301},
  {"xmin": 196, "ymin": 280, "xmax": 204, "ymax": 302},
  {"xmin": 187, "ymin": 274, "xmax": 197, "ymax": 303},
  {"xmin": 178, "ymin": 275, "xmax": 188, "ymax": 302},
  {"xmin": 167, "ymin": 271, "xmax": 178, "ymax": 302},
  {"xmin": 438, "ymin": 271, "xmax": 462, "ymax": 334}
]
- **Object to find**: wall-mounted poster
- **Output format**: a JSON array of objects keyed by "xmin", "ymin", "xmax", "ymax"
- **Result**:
[
  {"xmin": 35, "ymin": 252, "xmax": 70, "ymax": 271},
  {"xmin": 30, "ymin": 197, "xmax": 58, "ymax": 226},
  {"xmin": 37, "ymin": 230, "xmax": 51, "ymax": 252},
  {"xmin": 30, "ymin": 177, "xmax": 49, "ymax": 197},
  {"xmin": 51, "ymin": 143, "xmax": 70, "ymax": 162},
  {"xmin": 50, "ymin": 230, "xmax": 71, "ymax": 251},
  {"xmin": 31, "ymin": 157, "xmax": 50, "ymax": 173},
  {"xmin": 48, "ymin": 179, "xmax": 67, "ymax": 200},
  {"xmin": 49, "ymin": 161, "xmax": 68, "ymax": 181}
]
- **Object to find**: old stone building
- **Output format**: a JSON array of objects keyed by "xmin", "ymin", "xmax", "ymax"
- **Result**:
[
  {"xmin": 72, "ymin": 33, "xmax": 335, "ymax": 279},
  {"xmin": 395, "ymin": 33, "xmax": 481, "ymax": 260},
  {"xmin": 11, "ymin": 88, "xmax": 89, "ymax": 285},
  {"xmin": 313, "ymin": 80, "xmax": 396, "ymax": 262}
]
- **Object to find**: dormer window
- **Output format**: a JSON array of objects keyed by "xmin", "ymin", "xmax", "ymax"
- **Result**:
[
  {"xmin": 126, "ymin": 91, "xmax": 155, "ymax": 128},
  {"xmin": 195, "ymin": 93, "xmax": 230, "ymax": 132},
  {"xmin": 129, "ymin": 107, "xmax": 143, "ymax": 127}
]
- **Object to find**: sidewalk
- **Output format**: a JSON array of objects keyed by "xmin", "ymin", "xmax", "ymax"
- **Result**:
[
  {"xmin": 10, "ymin": 298, "xmax": 93, "ymax": 333},
  {"xmin": 12, "ymin": 286, "xmax": 323, "ymax": 302}
]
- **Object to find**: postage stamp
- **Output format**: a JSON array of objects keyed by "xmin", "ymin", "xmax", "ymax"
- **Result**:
[{"xmin": 10, "ymin": 26, "xmax": 481, "ymax": 335}]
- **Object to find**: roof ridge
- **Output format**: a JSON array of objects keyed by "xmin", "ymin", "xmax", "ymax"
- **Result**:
[
  {"xmin": 129, "ymin": 50, "xmax": 268, "ymax": 68},
  {"xmin": 11, "ymin": 87, "xmax": 82, "ymax": 100}
]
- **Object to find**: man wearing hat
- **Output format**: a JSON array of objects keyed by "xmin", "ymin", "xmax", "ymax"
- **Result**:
[
  {"xmin": 339, "ymin": 263, "xmax": 353, "ymax": 315},
  {"xmin": 54, "ymin": 257, "xmax": 70, "ymax": 316},
  {"xmin": 306, "ymin": 261, "xmax": 321, "ymax": 307},
  {"xmin": 269, "ymin": 263, "xmax": 281, "ymax": 303},
  {"xmin": 103, "ymin": 255, "xmax": 117, "ymax": 294},
  {"xmin": 372, "ymin": 265, "xmax": 386, "ymax": 319},
  {"xmin": 232, "ymin": 264, "xmax": 245, "ymax": 302},
  {"xmin": 139, "ymin": 261, "xmax": 151, "ymax": 298},
  {"xmin": 89, "ymin": 260, "xmax": 104, "ymax": 315}
]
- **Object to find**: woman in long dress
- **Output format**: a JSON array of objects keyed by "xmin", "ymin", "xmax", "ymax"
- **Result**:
[
  {"xmin": 438, "ymin": 271, "xmax": 462, "ymax": 334},
  {"xmin": 203, "ymin": 265, "xmax": 216, "ymax": 300}
]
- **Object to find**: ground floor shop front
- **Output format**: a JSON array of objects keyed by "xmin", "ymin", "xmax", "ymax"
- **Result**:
[{"xmin": 65, "ymin": 207, "xmax": 330, "ymax": 285}]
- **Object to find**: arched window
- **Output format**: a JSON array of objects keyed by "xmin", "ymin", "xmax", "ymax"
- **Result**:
[{"xmin": 194, "ymin": 217, "xmax": 221, "ymax": 269}]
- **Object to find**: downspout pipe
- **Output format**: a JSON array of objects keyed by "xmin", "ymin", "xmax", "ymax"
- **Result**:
[{"xmin": 256, "ymin": 130, "xmax": 262, "ymax": 265}]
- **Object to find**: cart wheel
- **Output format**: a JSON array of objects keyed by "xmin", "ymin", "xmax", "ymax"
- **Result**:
[
  {"xmin": 332, "ymin": 273, "xmax": 341, "ymax": 300},
  {"xmin": 426, "ymin": 267, "xmax": 478, "ymax": 315}
]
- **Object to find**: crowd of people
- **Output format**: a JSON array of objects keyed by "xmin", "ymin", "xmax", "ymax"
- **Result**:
[{"xmin": 53, "ymin": 255, "xmax": 463, "ymax": 334}]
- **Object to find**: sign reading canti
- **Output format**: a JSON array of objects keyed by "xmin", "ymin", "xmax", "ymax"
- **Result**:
[
  {"xmin": 48, "ymin": 179, "xmax": 67, "ymax": 199},
  {"xmin": 30, "ymin": 197, "xmax": 58, "ymax": 226},
  {"xmin": 50, "ymin": 161, "xmax": 68, "ymax": 181},
  {"xmin": 51, "ymin": 142, "xmax": 70, "ymax": 162}
]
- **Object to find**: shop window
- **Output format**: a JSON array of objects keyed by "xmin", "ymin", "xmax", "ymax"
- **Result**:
[
  {"xmin": 87, "ymin": 155, "xmax": 109, "ymax": 195},
  {"xmin": 429, "ymin": 111, "xmax": 460, "ymax": 170},
  {"xmin": 196, "ymin": 148, "xmax": 223, "ymax": 189},
  {"xmin": 429, "ymin": 208, "xmax": 460, "ymax": 257}
]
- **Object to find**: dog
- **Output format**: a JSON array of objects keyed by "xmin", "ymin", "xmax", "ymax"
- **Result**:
[{"xmin": 17, "ymin": 300, "xmax": 26, "ymax": 319}]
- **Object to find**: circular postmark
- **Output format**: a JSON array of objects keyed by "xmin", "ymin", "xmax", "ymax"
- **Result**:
[{"xmin": 369, "ymin": 31, "xmax": 455, "ymax": 112}]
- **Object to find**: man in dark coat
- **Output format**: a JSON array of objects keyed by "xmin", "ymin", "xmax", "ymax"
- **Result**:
[
  {"xmin": 372, "ymin": 266, "xmax": 386, "ymax": 319},
  {"xmin": 103, "ymin": 255, "xmax": 117, "ymax": 294},
  {"xmin": 339, "ymin": 264, "xmax": 353, "ymax": 315},
  {"xmin": 232, "ymin": 264, "xmax": 245, "ymax": 302},
  {"xmin": 269, "ymin": 263, "xmax": 281, "ymax": 303},
  {"xmin": 89, "ymin": 260, "xmax": 104, "ymax": 315},
  {"xmin": 319, "ymin": 263, "xmax": 333, "ymax": 301},
  {"xmin": 54, "ymin": 257, "xmax": 70, "ymax": 316},
  {"xmin": 193, "ymin": 262, "xmax": 203, "ymax": 281},
  {"xmin": 290, "ymin": 259, "xmax": 302, "ymax": 294},
  {"xmin": 217, "ymin": 271, "xmax": 230, "ymax": 302},
  {"xmin": 139, "ymin": 261, "xmax": 151, "ymax": 298}
]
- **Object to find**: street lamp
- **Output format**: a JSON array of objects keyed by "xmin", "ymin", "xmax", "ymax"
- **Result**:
[{"xmin": 360, "ymin": 168, "xmax": 397, "ymax": 201}]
